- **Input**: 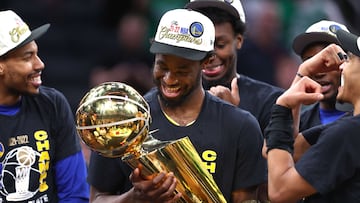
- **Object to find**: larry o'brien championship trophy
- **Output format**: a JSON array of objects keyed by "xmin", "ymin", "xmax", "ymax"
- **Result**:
[{"xmin": 75, "ymin": 82, "xmax": 226, "ymax": 203}]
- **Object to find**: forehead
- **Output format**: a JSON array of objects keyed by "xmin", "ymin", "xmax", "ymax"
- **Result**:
[
  {"xmin": 215, "ymin": 22, "xmax": 235, "ymax": 36},
  {"xmin": 2, "ymin": 41, "xmax": 37, "ymax": 59}
]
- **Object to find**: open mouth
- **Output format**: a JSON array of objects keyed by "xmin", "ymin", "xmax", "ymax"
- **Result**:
[
  {"xmin": 161, "ymin": 85, "xmax": 181, "ymax": 99},
  {"xmin": 317, "ymin": 81, "xmax": 331, "ymax": 93},
  {"xmin": 29, "ymin": 73, "xmax": 42, "ymax": 87},
  {"xmin": 202, "ymin": 64, "xmax": 224, "ymax": 77}
]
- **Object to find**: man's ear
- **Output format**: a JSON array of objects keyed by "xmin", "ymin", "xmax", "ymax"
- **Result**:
[
  {"xmin": 236, "ymin": 34, "xmax": 244, "ymax": 49},
  {"xmin": 0, "ymin": 63, "xmax": 4, "ymax": 75}
]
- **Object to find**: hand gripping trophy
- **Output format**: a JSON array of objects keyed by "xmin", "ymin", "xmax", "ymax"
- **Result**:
[{"xmin": 76, "ymin": 82, "xmax": 226, "ymax": 203}]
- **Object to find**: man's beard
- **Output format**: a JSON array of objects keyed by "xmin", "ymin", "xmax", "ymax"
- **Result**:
[
  {"xmin": 158, "ymin": 92, "xmax": 187, "ymax": 108},
  {"xmin": 156, "ymin": 74, "xmax": 201, "ymax": 108}
]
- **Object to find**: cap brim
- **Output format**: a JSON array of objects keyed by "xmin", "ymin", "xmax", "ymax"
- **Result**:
[
  {"xmin": 292, "ymin": 32, "xmax": 339, "ymax": 55},
  {"xmin": 185, "ymin": 1, "xmax": 240, "ymax": 20},
  {"xmin": 336, "ymin": 29, "xmax": 360, "ymax": 57},
  {"xmin": 150, "ymin": 41, "xmax": 208, "ymax": 61},
  {"xmin": 7, "ymin": 23, "xmax": 50, "ymax": 55}
]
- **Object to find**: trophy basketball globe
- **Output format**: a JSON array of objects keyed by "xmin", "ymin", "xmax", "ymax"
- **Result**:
[{"xmin": 75, "ymin": 82, "xmax": 226, "ymax": 203}]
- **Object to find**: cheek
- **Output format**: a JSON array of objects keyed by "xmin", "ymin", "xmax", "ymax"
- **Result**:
[
  {"xmin": 152, "ymin": 68, "xmax": 162, "ymax": 79},
  {"xmin": 329, "ymin": 72, "xmax": 341, "ymax": 85}
]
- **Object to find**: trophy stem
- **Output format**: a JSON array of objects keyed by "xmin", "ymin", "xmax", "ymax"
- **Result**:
[{"xmin": 122, "ymin": 136, "xmax": 227, "ymax": 203}]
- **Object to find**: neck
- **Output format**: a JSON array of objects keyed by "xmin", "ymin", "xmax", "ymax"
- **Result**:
[
  {"xmin": 0, "ymin": 93, "xmax": 22, "ymax": 106},
  {"xmin": 353, "ymin": 101, "xmax": 360, "ymax": 116},
  {"xmin": 319, "ymin": 100, "xmax": 337, "ymax": 111}
]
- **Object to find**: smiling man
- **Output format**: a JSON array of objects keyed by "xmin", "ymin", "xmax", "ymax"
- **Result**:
[
  {"xmin": 0, "ymin": 10, "xmax": 89, "ymax": 202},
  {"xmin": 292, "ymin": 20, "xmax": 350, "ymax": 133},
  {"xmin": 88, "ymin": 8, "xmax": 266, "ymax": 203},
  {"xmin": 185, "ymin": 0, "xmax": 284, "ymax": 132}
]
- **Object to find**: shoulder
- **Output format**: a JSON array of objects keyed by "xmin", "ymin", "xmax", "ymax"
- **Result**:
[
  {"xmin": 205, "ymin": 92, "xmax": 259, "ymax": 125},
  {"xmin": 321, "ymin": 116, "xmax": 360, "ymax": 142},
  {"xmin": 27, "ymin": 86, "xmax": 71, "ymax": 113},
  {"xmin": 238, "ymin": 74, "xmax": 284, "ymax": 97},
  {"xmin": 144, "ymin": 87, "xmax": 158, "ymax": 102},
  {"xmin": 38, "ymin": 86, "xmax": 67, "ymax": 102}
]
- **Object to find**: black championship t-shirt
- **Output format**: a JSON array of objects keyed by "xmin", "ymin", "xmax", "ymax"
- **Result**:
[
  {"xmin": 296, "ymin": 115, "xmax": 360, "ymax": 202},
  {"xmin": 88, "ymin": 89, "xmax": 267, "ymax": 202},
  {"xmin": 0, "ymin": 86, "xmax": 81, "ymax": 202}
]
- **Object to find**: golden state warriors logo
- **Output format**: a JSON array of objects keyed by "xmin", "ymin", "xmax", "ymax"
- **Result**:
[
  {"xmin": 189, "ymin": 22, "xmax": 204, "ymax": 38},
  {"xmin": 329, "ymin": 24, "xmax": 342, "ymax": 34}
]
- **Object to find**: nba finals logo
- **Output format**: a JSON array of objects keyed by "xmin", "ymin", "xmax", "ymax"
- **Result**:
[{"xmin": 0, "ymin": 146, "xmax": 41, "ymax": 201}]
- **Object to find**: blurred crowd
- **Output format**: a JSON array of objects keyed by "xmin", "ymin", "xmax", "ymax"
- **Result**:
[{"xmin": 0, "ymin": 0, "xmax": 359, "ymax": 113}]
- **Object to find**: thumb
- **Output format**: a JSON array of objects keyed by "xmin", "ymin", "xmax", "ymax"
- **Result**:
[
  {"xmin": 130, "ymin": 167, "xmax": 141, "ymax": 182},
  {"xmin": 231, "ymin": 77, "xmax": 240, "ymax": 106}
]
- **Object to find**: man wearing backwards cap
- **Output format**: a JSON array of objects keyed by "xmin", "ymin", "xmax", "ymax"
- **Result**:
[
  {"xmin": 0, "ymin": 10, "xmax": 89, "ymax": 202},
  {"xmin": 185, "ymin": 0, "xmax": 284, "ymax": 133},
  {"xmin": 264, "ymin": 27, "xmax": 360, "ymax": 202},
  {"xmin": 88, "ymin": 8, "xmax": 266, "ymax": 203}
]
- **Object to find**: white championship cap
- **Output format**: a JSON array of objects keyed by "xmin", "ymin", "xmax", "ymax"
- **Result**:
[
  {"xmin": 0, "ymin": 10, "xmax": 50, "ymax": 57},
  {"xmin": 292, "ymin": 20, "xmax": 349, "ymax": 55},
  {"xmin": 150, "ymin": 8, "xmax": 215, "ymax": 61},
  {"xmin": 185, "ymin": 0, "xmax": 246, "ymax": 24}
]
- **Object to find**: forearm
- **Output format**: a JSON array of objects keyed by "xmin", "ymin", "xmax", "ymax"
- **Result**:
[
  {"xmin": 265, "ymin": 105, "xmax": 295, "ymax": 199},
  {"xmin": 267, "ymin": 149, "xmax": 296, "ymax": 202},
  {"xmin": 265, "ymin": 105, "xmax": 315, "ymax": 202}
]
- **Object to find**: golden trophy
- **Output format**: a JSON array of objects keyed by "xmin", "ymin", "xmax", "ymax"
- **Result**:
[{"xmin": 75, "ymin": 82, "xmax": 227, "ymax": 203}]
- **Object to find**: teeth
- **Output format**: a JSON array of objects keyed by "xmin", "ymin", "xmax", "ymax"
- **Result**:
[
  {"xmin": 165, "ymin": 87, "xmax": 179, "ymax": 93},
  {"xmin": 206, "ymin": 65, "xmax": 221, "ymax": 70},
  {"xmin": 31, "ymin": 75, "xmax": 42, "ymax": 83},
  {"xmin": 341, "ymin": 75, "xmax": 344, "ymax": 86}
]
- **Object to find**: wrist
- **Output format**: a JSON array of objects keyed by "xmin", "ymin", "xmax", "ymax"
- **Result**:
[
  {"xmin": 275, "ymin": 95, "xmax": 292, "ymax": 109},
  {"xmin": 265, "ymin": 104, "xmax": 294, "ymax": 154},
  {"xmin": 297, "ymin": 63, "xmax": 312, "ymax": 77}
]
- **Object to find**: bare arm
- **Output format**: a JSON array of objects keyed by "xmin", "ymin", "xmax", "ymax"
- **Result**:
[
  {"xmin": 293, "ymin": 133, "xmax": 311, "ymax": 162},
  {"xmin": 267, "ymin": 149, "xmax": 317, "ymax": 202},
  {"xmin": 266, "ymin": 44, "xmax": 348, "ymax": 202},
  {"xmin": 267, "ymin": 77, "xmax": 323, "ymax": 202},
  {"xmin": 262, "ymin": 44, "xmax": 346, "ymax": 158}
]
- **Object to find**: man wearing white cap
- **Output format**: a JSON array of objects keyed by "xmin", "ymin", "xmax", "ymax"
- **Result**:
[
  {"xmin": 291, "ymin": 21, "xmax": 353, "ymax": 170},
  {"xmin": 0, "ymin": 10, "xmax": 89, "ymax": 202},
  {"xmin": 293, "ymin": 20, "xmax": 350, "ymax": 134},
  {"xmin": 88, "ymin": 8, "xmax": 266, "ymax": 203},
  {"xmin": 264, "ymin": 27, "xmax": 360, "ymax": 202}
]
